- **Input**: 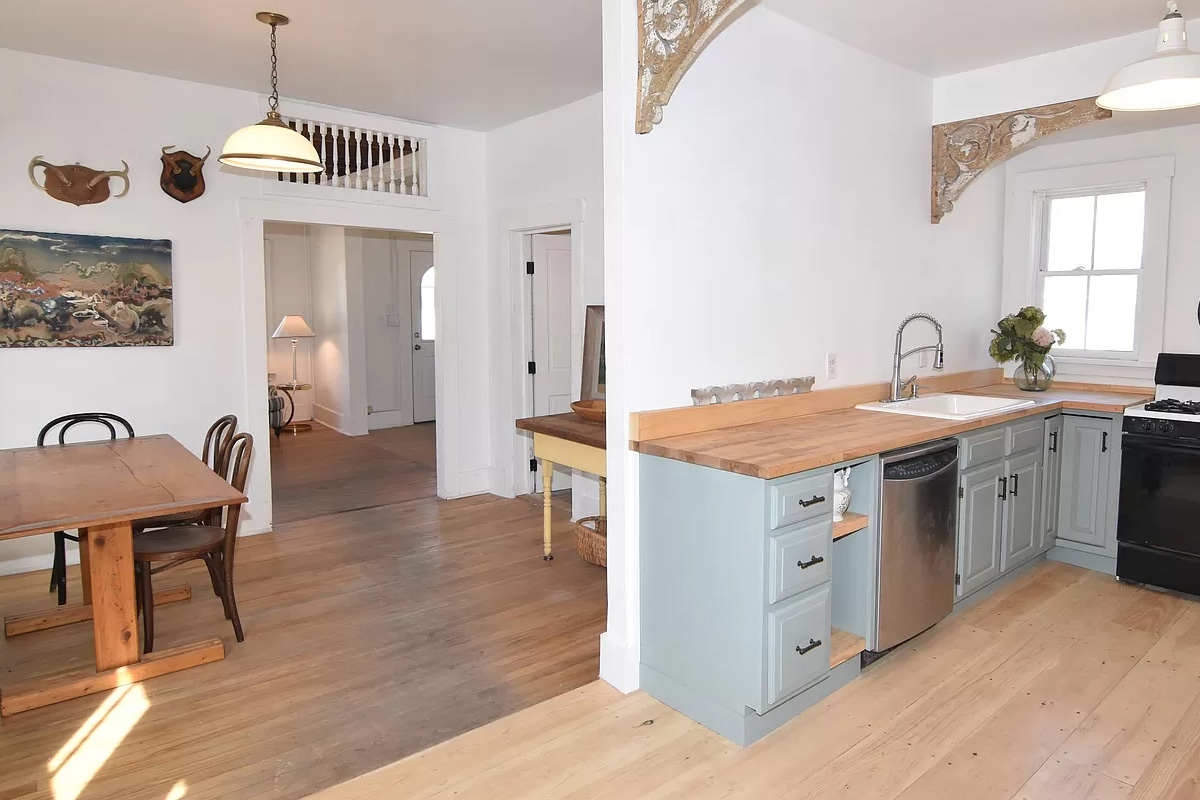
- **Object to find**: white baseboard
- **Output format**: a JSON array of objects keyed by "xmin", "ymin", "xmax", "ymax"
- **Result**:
[
  {"xmin": 600, "ymin": 631, "xmax": 639, "ymax": 694},
  {"xmin": 449, "ymin": 467, "xmax": 502, "ymax": 499}
]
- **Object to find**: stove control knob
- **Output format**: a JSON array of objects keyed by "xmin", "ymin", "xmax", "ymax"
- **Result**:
[
  {"xmin": 1141, "ymin": 419, "xmax": 1156, "ymax": 433},
  {"xmin": 1159, "ymin": 420, "xmax": 1177, "ymax": 436}
]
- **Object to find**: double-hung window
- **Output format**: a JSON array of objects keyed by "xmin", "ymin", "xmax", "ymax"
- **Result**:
[{"xmin": 1003, "ymin": 156, "xmax": 1173, "ymax": 380}]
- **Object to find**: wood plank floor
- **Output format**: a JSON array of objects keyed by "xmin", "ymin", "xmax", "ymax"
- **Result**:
[
  {"xmin": 0, "ymin": 423, "xmax": 605, "ymax": 800},
  {"xmin": 308, "ymin": 561, "xmax": 1200, "ymax": 800}
]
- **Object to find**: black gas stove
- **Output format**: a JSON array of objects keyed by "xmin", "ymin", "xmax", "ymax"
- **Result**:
[{"xmin": 1118, "ymin": 354, "xmax": 1200, "ymax": 596}]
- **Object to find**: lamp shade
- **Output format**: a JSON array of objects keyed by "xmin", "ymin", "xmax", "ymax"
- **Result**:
[
  {"xmin": 219, "ymin": 115, "xmax": 324, "ymax": 173},
  {"xmin": 272, "ymin": 314, "xmax": 315, "ymax": 339},
  {"xmin": 1098, "ymin": 5, "xmax": 1200, "ymax": 112}
]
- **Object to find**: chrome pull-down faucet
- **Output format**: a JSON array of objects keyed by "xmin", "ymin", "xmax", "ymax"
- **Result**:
[{"xmin": 885, "ymin": 313, "xmax": 945, "ymax": 403}]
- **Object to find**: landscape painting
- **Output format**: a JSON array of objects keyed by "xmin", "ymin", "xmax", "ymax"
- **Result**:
[{"xmin": 0, "ymin": 228, "xmax": 173, "ymax": 347}]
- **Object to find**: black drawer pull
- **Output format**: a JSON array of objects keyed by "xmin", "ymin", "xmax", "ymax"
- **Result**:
[
  {"xmin": 998, "ymin": 476, "xmax": 1007, "ymax": 500},
  {"xmin": 1010, "ymin": 473, "xmax": 1019, "ymax": 497},
  {"xmin": 797, "ymin": 555, "xmax": 825, "ymax": 570},
  {"xmin": 796, "ymin": 638, "xmax": 822, "ymax": 656},
  {"xmin": 1102, "ymin": 431, "xmax": 1109, "ymax": 453},
  {"xmin": 798, "ymin": 494, "xmax": 826, "ymax": 508},
  {"xmin": 1049, "ymin": 431, "xmax": 1058, "ymax": 453}
]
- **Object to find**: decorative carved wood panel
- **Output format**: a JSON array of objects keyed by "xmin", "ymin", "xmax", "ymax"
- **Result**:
[
  {"xmin": 931, "ymin": 98, "xmax": 1112, "ymax": 223},
  {"xmin": 637, "ymin": 0, "xmax": 750, "ymax": 134}
]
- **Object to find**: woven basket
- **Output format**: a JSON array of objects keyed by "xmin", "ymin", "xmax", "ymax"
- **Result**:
[{"xmin": 575, "ymin": 516, "xmax": 607, "ymax": 567}]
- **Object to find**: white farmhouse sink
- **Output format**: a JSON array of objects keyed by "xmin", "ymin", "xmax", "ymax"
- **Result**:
[{"xmin": 856, "ymin": 393, "xmax": 1036, "ymax": 421}]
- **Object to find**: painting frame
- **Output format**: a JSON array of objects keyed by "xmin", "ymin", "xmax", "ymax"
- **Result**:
[
  {"xmin": 0, "ymin": 228, "xmax": 173, "ymax": 348},
  {"xmin": 581, "ymin": 304, "xmax": 605, "ymax": 401}
]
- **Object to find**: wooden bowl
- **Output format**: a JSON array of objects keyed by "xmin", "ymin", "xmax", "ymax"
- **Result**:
[{"xmin": 570, "ymin": 399, "xmax": 606, "ymax": 423}]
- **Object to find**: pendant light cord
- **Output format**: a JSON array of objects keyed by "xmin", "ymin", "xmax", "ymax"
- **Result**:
[{"xmin": 268, "ymin": 22, "xmax": 280, "ymax": 113}]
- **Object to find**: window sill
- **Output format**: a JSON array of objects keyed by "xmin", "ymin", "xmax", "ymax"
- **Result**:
[{"xmin": 1009, "ymin": 357, "xmax": 1155, "ymax": 386}]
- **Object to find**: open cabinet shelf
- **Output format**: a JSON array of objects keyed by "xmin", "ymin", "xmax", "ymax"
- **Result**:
[
  {"xmin": 833, "ymin": 512, "xmax": 869, "ymax": 541},
  {"xmin": 830, "ymin": 627, "xmax": 867, "ymax": 669}
]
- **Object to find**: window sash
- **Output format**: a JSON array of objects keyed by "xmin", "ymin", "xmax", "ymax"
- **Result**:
[{"xmin": 1033, "ymin": 184, "xmax": 1147, "ymax": 360}]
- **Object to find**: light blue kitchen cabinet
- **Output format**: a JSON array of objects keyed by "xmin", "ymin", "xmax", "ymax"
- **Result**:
[
  {"xmin": 1039, "ymin": 415, "xmax": 1063, "ymax": 553},
  {"xmin": 957, "ymin": 461, "xmax": 1005, "ymax": 597},
  {"xmin": 1002, "ymin": 449, "xmax": 1042, "ymax": 571},
  {"xmin": 1057, "ymin": 415, "xmax": 1115, "ymax": 550}
]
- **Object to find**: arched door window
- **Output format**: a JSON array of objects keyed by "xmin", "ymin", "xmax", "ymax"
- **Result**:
[{"xmin": 419, "ymin": 267, "xmax": 435, "ymax": 340}]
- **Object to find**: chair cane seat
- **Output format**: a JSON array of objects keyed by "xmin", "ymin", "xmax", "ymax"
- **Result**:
[{"xmin": 134, "ymin": 525, "xmax": 225, "ymax": 561}]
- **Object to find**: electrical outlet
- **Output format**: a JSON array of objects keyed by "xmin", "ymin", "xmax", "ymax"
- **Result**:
[
  {"xmin": 825, "ymin": 352, "xmax": 838, "ymax": 381},
  {"xmin": 919, "ymin": 350, "xmax": 929, "ymax": 369}
]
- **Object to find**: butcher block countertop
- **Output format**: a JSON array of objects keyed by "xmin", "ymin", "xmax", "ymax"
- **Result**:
[{"xmin": 632, "ymin": 383, "xmax": 1150, "ymax": 480}]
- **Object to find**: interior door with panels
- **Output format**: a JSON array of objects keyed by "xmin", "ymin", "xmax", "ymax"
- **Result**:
[
  {"xmin": 409, "ymin": 250, "xmax": 436, "ymax": 424},
  {"xmin": 957, "ymin": 461, "xmax": 1004, "ymax": 597},
  {"xmin": 530, "ymin": 233, "xmax": 574, "ymax": 492},
  {"xmin": 1057, "ymin": 415, "xmax": 1114, "ymax": 549}
]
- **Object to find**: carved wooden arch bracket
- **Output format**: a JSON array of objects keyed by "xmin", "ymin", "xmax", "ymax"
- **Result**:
[
  {"xmin": 637, "ymin": 0, "xmax": 750, "ymax": 134},
  {"xmin": 932, "ymin": 97, "xmax": 1112, "ymax": 223}
]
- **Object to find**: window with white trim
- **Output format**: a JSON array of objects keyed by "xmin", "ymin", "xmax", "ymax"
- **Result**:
[
  {"xmin": 1038, "ymin": 187, "xmax": 1145, "ymax": 357},
  {"xmin": 1002, "ymin": 156, "xmax": 1173, "ymax": 380}
]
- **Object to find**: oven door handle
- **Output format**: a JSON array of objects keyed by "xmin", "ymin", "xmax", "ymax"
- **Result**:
[{"xmin": 1122, "ymin": 435, "xmax": 1200, "ymax": 456}]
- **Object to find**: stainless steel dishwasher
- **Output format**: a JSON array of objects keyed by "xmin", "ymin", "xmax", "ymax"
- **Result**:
[{"xmin": 874, "ymin": 438, "xmax": 959, "ymax": 652}]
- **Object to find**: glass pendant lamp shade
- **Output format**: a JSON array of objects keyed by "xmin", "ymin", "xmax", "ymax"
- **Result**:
[
  {"xmin": 220, "ymin": 12, "xmax": 324, "ymax": 173},
  {"xmin": 221, "ymin": 113, "xmax": 323, "ymax": 172},
  {"xmin": 1098, "ymin": 2, "xmax": 1200, "ymax": 112}
]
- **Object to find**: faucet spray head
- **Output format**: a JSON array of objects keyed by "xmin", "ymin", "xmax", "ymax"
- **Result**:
[{"xmin": 934, "ymin": 343, "xmax": 945, "ymax": 370}]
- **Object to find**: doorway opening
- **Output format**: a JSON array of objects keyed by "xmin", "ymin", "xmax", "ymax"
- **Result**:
[{"xmin": 263, "ymin": 222, "xmax": 438, "ymax": 525}]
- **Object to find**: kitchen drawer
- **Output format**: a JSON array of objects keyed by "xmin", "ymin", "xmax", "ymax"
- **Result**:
[
  {"xmin": 766, "ymin": 587, "xmax": 831, "ymax": 706},
  {"xmin": 1007, "ymin": 418, "xmax": 1044, "ymax": 456},
  {"xmin": 767, "ymin": 520, "xmax": 832, "ymax": 604},
  {"xmin": 961, "ymin": 428, "xmax": 1006, "ymax": 470},
  {"xmin": 770, "ymin": 472, "xmax": 833, "ymax": 530}
]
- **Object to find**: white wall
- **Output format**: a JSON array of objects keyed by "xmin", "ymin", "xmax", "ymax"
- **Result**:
[
  {"xmin": 933, "ymin": 17, "xmax": 1200, "ymax": 123},
  {"xmin": 0, "ymin": 47, "xmax": 491, "ymax": 574},
  {"xmin": 265, "ymin": 223, "xmax": 316, "ymax": 420},
  {"xmin": 601, "ymin": 2, "xmax": 1004, "ymax": 690},
  {"xmin": 1004, "ymin": 124, "xmax": 1200, "ymax": 362},
  {"xmin": 485, "ymin": 93, "xmax": 605, "ymax": 516},
  {"xmin": 308, "ymin": 225, "xmax": 369, "ymax": 435}
]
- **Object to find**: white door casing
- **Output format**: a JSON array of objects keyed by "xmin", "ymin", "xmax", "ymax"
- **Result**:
[
  {"xmin": 531, "ymin": 233, "xmax": 574, "ymax": 491},
  {"xmin": 411, "ymin": 250, "xmax": 437, "ymax": 424}
]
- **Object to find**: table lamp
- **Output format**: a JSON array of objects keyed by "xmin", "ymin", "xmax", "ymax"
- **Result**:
[{"xmin": 271, "ymin": 314, "xmax": 314, "ymax": 387}]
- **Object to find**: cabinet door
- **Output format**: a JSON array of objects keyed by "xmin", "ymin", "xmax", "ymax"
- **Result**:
[
  {"xmin": 1040, "ymin": 416, "xmax": 1063, "ymax": 553},
  {"xmin": 1057, "ymin": 416, "xmax": 1114, "ymax": 549},
  {"xmin": 1002, "ymin": 450, "xmax": 1042, "ymax": 572},
  {"xmin": 957, "ymin": 462, "xmax": 1004, "ymax": 597}
]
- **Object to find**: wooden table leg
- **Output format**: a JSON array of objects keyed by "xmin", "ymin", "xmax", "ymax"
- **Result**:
[
  {"xmin": 599, "ymin": 477, "xmax": 607, "ymax": 518},
  {"xmin": 542, "ymin": 461, "xmax": 554, "ymax": 561},
  {"xmin": 78, "ymin": 527, "xmax": 91, "ymax": 605},
  {"xmin": 86, "ymin": 521, "xmax": 139, "ymax": 671}
]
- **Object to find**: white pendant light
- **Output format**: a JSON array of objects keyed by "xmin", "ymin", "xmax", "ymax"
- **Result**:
[
  {"xmin": 220, "ymin": 12, "xmax": 323, "ymax": 173},
  {"xmin": 1098, "ymin": 2, "xmax": 1200, "ymax": 112}
]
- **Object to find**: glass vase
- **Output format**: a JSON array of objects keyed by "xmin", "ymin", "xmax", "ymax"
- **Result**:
[{"xmin": 1014, "ymin": 354, "xmax": 1056, "ymax": 392}]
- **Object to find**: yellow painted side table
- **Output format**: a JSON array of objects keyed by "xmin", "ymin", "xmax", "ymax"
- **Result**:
[{"xmin": 516, "ymin": 413, "xmax": 607, "ymax": 560}]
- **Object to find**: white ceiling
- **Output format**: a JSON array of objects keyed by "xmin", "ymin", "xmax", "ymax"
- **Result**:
[
  {"xmin": 0, "ymin": 0, "xmax": 602, "ymax": 131},
  {"xmin": 763, "ymin": 0, "xmax": 1165, "ymax": 76}
]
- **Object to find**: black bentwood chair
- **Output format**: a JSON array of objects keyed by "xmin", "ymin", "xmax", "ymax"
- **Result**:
[{"xmin": 37, "ymin": 413, "xmax": 136, "ymax": 605}]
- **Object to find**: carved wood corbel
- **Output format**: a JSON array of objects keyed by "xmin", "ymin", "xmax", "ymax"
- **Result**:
[
  {"xmin": 932, "ymin": 97, "xmax": 1112, "ymax": 223},
  {"xmin": 637, "ymin": 0, "xmax": 750, "ymax": 134}
]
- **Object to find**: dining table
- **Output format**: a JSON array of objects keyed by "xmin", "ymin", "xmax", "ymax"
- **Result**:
[{"xmin": 0, "ymin": 434, "xmax": 246, "ymax": 716}]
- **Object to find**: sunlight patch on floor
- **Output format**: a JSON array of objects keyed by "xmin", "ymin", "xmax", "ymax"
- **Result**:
[
  {"xmin": 164, "ymin": 780, "xmax": 188, "ymax": 799},
  {"xmin": 49, "ymin": 683, "xmax": 150, "ymax": 800}
]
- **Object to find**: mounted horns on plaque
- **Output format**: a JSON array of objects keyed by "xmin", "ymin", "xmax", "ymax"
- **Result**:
[
  {"xmin": 28, "ymin": 156, "xmax": 130, "ymax": 206},
  {"xmin": 159, "ymin": 145, "xmax": 211, "ymax": 203}
]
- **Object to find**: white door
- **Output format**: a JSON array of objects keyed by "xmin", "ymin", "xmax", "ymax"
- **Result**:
[
  {"xmin": 410, "ymin": 251, "xmax": 436, "ymax": 424},
  {"xmin": 531, "ymin": 233, "xmax": 573, "ymax": 491},
  {"xmin": 363, "ymin": 231, "xmax": 411, "ymax": 430}
]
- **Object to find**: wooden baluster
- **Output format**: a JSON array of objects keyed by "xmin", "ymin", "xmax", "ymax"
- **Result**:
[
  {"xmin": 372, "ymin": 133, "xmax": 382, "ymax": 192},
  {"xmin": 311, "ymin": 123, "xmax": 322, "ymax": 185},
  {"xmin": 365, "ymin": 132, "xmax": 375, "ymax": 192},
  {"xmin": 383, "ymin": 135, "xmax": 393, "ymax": 193},
  {"xmin": 299, "ymin": 122, "xmax": 311, "ymax": 184},
  {"xmin": 412, "ymin": 139, "xmax": 421, "ymax": 196},
  {"xmin": 401, "ymin": 138, "xmax": 412, "ymax": 195},
  {"xmin": 333, "ymin": 125, "xmax": 343, "ymax": 188}
]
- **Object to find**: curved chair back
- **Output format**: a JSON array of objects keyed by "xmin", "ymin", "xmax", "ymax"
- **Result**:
[
  {"xmin": 202, "ymin": 415, "xmax": 238, "ymax": 479},
  {"xmin": 38, "ymin": 413, "xmax": 135, "ymax": 446},
  {"xmin": 221, "ymin": 433, "xmax": 254, "ymax": 558}
]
